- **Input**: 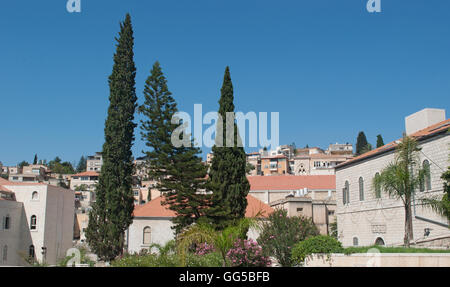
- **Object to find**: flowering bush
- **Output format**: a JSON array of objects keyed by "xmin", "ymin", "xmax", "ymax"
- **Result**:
[
  {"xmin": 258, "ymin": 209, "xmax": 319, "ymax": 266},
  {"xmin": 226, "ymin": 239, "xmax": 271, "ymax": 267},
  {"xmin": 195, "ymin": 242, "xmax": 216, "ymax": 256}
]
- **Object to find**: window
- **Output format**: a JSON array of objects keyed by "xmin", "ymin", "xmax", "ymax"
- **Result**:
[
  {"xmin": 2, "ymin": 245, "xmax": 7, "ymax": 262},
  {"xmin": 375, "ymin": 237, "xmax": 385, "ymax": 246},
  {"xmin": 3, "ymin": 215, "xmax": 10, "ymax": 230},
  {"xmin": 359, "ymin": 177, "xmax": 364, "ymax": 201},
  {"xmin": 29, "ymin": 245, "xmax": 35, "ymax": 259},
  {"xmin": 421, "ymin": 160, "xmax": 431, "ymax": 192},
  {"xmin": 375, "ymin": 173, "xmax": 381, "ymax": 198},
  {"xmin": 296, "ymin": 208, "xmax": 303, "ymax": 212},
  {"xmin": 30, "ymin": 215, "xmax": 37, "ymax": 230},
  {"xmin": 32, "ymin": 191, "xmax": 39, "ymax": 201},
  {"xmin": 143, "ymin": 227, "xmax": 151, "ymax": 245},
  {"xmin": 353, "ymin": 237, "xmax": 359, "ymax": 246},
  {"xmin": 134, "ymin": 191, "xmax": 139, "ymax": 196},
  {"xmin": 343, "ymin": 181, "xmax": 350, "ymax": 205}
]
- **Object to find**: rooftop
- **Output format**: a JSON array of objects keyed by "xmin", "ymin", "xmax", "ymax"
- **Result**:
[
  {"xmin": 133, "ymin": 195, "xmax": 274, "ymax": 218},
  {"xmin": 248, "ymin": 175, "xmax": 336, "ymax": 191},
  {"xmin": 337, "ymin": 118, "xmax": 450, "ymax": 169}
]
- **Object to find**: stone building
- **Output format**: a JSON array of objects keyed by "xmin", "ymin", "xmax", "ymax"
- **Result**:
[
  {"xmin": 336, "ymin": 108, "xmax": 450, "ymax": 248},
  {"xmin": 0, "ymin": 178, "xmax": 74, "ymax": 266}
]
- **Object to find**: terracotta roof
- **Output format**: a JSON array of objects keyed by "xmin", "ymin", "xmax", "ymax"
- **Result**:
[
  {"xmin": 337, "ymin": 119, "xmax": 450, "ymax": 169},
  {"xmin": 71, "ymin": 171, "xmax": 99, "ymax": 177},
  {"xmin": 261, "ymin": 154, "xmax": 287, "ymax": 159},
  {"xmin": 0, "ymin": 178, "xmax": 45, "ymax": 186},
  {"xmin": 248, "ymin": 175, "xmax": 336, "ymax": 190},
  {"xmin": 133, "ymin": 195, "xmax": 273, "ymax": 218},
  {"xmin": 0, "ymin": 185, "xmax": 12, "ymax": 192}
]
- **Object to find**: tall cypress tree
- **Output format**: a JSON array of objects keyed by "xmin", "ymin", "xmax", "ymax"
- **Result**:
[
  {"xmin": 139, "ymin": 62, "xmax": 209, "ymax": 233},
  {"xmin": 355, "ymin": 131, "xmax": 369, "ymax": 156},
  {"xmin": 33, "ymin": 154, "xmax": 38, "ymax": 165},
  {"xmin": 376, "ymin": 134, "xmax": 385, "ymax": 148},
  {"xmin": 206, "ymin": 67, "xmax": 250, "ymax": 229},
  {"xmin": 86, "ymin": 14, "xmax": 137, "ymax": 261}
]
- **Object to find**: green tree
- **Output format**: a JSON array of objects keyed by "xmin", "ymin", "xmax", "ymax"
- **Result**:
[
  {"xmin": 18, "ymin": 161, "xmax": 29, "ymax": 169},
  {"xmin": 86, "ymin": 13, "xmax": 137, "ymax": 261},
  {"xmin": 33, "ymin": 154, "xmax": 38, "ymax": 165},
  {"xmin": 376, "ymin": 134, "xmax": 385, "ymax": 148},
  {"xmin": 355, "ymin": 131, "xmax": 369, "ymax": 156},
  {"xmin": 139, "ymin": 61, "xmax": 209, "ymax": 233},
  {"xmin": 421, "ymin": 165, "xmax": 450, "ymax": 222},
  {"xmin": 257, "ymin": 209, "xmax": 319, "ymax": 267},
  {"xmin": 76, "ymin": 156, "xmax": 87, "ymax": 173},
  {"xmin": 374, "ymin": 136, "xmax": 429, "ymax": 247},
  {"xmin": 206, "ymin": 67, "xmax": 250, "ymax": 229}
]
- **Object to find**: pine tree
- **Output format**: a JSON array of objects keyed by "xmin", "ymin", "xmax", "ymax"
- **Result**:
[
  {"xmin": 139, "ymin": 62, "xmax": 209, "ymax": 233},
  {"xmin": 376, "ymin": 134, "xmax": 385, "ymax": 148},
  {"xmin": 206, "ymin": 67, "xmax": 250, "ymax": 229},
  {"xmin": 76, "ymin": 156, "xmax": 87, "ymax": 173},
  {"xmin": 33, "ymin": 154, "xmax": 38, "ymax": 165},
  {"xmin": 355, "ymin": 131, "xmax": 369, "ymax": 156},
  {"xmin": 86, "ymin": 14, "xmax": 137, "ymax": 261}
]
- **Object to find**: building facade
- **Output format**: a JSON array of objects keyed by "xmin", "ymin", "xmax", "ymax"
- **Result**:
[
  {"xmin": 0, "ymin": 178, "xmax": 75, "ymax": 266},
  {"xmin": 336, "ymin": 108, "xmax": 450, "ymax": 248}
]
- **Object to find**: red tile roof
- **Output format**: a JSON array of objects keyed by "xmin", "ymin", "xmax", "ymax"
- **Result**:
[
  {"xmin": 247, "ymin": 175, "xmax": 336, "ymax": 190},
  {"xmin": 337, "ymin": 119, "xmax": 450, "ymax": 169},
  {"xmin": 0, "ymin": 185, "xmax": 12, "ymax": 192},
  {"xmin": 71, "ymin": 171, "xmax": 99, "ymax": 177},
  {"xmin": 0, "ymin": 178, "xmax": 45, "ymax": 186},
  {"xmin": 133, "ymin": 195, "xmax": 274, "ymax": 218}
]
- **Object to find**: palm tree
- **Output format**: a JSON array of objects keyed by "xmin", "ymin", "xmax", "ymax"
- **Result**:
[
  {"xmin": 374, "ymin": 136, "xmax": 428, "ymax": 247},
  {"xmin": 176, "ymin": 218, "xmax": 256, "ymax": 267},
  {"xmin": 421, "ymin": 166, "xmax": 450, "ymax": 222}
]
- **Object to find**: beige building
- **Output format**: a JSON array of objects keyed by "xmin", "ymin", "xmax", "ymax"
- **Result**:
[
  {"xmin": 260, "ymin": 155, "xmax": 289, "ymax": 175},
  {"xmin": 248, "ymin": 175, "xmax": 336, "ymax": 234},
  {"xmin": 70, "ymin": 171, "xmax": 99, "ymax": 191},
  {"xmin": 0, "ymin": 178, "xmax": 75, "ymax": 266},
  {"xmin": 8, "ymin": 164, "xmax": 48, "ymax": 183},
  {"xmin": 86, "ymin": 152, "xmax": 103, "ymax": 172},
  {"xmin": 336, "ymin": 108, "xmax": 450, "ymax": 248}
]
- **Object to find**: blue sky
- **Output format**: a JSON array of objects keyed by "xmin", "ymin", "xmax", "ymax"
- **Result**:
[{"xmin": 0, "ymin": 0, "xmax": 449, "ymax": 166}]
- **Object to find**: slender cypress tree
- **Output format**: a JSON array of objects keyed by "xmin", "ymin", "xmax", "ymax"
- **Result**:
[
  {"xmin": 376, "ymin": 134, "xmax": 385, "ymax": 148},
  {"xmin": 33, "ymin": 154, "xmax": 38, "ymax": 165},
  {"xmin": 76, "ymin": 156, "xmax": 87, "ymax": 173},
  {"xmin": 355, "ymin": 131, "xmax": 369, "ymax": 156},
  {"xmin": 139, "ymin": 62, "xmax": 209, "ymax": 233},
  {"xmin": 206, "ymin": 67, "xmax": 250, "ymax": 229},
  {"xmin": 86, "ymin": 14, "xmax": 137, "ymax": 261}
]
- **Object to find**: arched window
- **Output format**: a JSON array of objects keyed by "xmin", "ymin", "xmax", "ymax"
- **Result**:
[
  {"xmin": 2, "ymin": 245, "xmax": 7, "ymax": 262},
  {"xmin": 32, "ymin": 191, "xmax": 39, "ymax": 201},
  {"xmin": 143, "ymin": 226, "xmax": 151, "ymax": 245},
  {"xmin": 353, "ymin": 237, "xmax": 359, "ymax": 246},
  {"xmin": 421, "ymin": 160, "xmax": 431, "ymax": 192},
  {"xmin": 375, "ymin": 173, "xmax": 381, "ymax": 198},
  {"xmin": 29, "ymin": 245, "xmax": 35, "ymax": 259},
  {"xmin": 359, "ymin": 177, "xmax": 364, "ymax": 201},
  {"xmin": 375, "ymin": 237, "xmax": 385, "ymax": 246},
  {"xmin": 343, "ymin": 181, "xmax": 350, "ymax": 205},
  {"xmin": 30, "ymin": 215, "xmax": 37, "ymax": 230}
]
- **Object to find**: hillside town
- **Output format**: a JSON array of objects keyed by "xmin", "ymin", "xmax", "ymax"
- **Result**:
[
  {"xmin": 1, "ymin": 107, "xmax": 449, "ymax": 266},
  {"xmin": 1, "ymin": 4, "xmax": 450, "ymax": 271}
]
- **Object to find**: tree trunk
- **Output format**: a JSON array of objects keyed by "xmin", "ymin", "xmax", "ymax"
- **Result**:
[{"xmin": 404, "ymin": 197, "xmax": 414, "ymax": 247}]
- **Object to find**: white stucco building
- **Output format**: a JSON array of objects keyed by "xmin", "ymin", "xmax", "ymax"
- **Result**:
[
  {"xmin": 0, "ymin": 178, "xmax": 75, "ymax": 266},
  {"xmin": 336, "ymin": 108, "xmax": 450, "ymax": 248},
  {"xmin": 126, "ymin": 195, "xmax": 274, "ymax": 254}
]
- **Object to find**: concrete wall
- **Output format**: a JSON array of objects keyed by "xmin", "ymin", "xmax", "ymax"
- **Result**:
[
  {"xmin": 0, "ymin": 200, "xmax": 25, "ymax": 266},
  {"xmin": 305, "ymin": 253, "xmax": 450, "ymax": 267},
  {"xmin": 127, "ymin": 217, "xmax": 175, "ymax": 254}
]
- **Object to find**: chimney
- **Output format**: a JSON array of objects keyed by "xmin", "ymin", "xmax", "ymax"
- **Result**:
[{"xmin": 405, "ymin": 108, "xmax": 446, "ymax": 135}]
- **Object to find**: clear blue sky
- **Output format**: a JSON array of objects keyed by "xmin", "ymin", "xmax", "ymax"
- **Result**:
[{"xmin": 1, "ymin": 0, "xmax": 449, "ymax": 166}]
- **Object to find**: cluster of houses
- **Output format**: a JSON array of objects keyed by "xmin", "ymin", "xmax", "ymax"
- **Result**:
[{"xmin": 0, "ymin": 108, "xmax": 449, "ymax": 265}]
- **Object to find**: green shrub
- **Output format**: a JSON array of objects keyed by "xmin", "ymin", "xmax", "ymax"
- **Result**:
[
  {"xmin": 291, "ymin": 235, "xmax": 343, "ymax": 266},
  {"xmin": 258, "ymin": 209, "xmax": 319, "ymax": 267},
  {"xmin": 343, "ymin": 245, "xmax": 450, "ymax": 255}
]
